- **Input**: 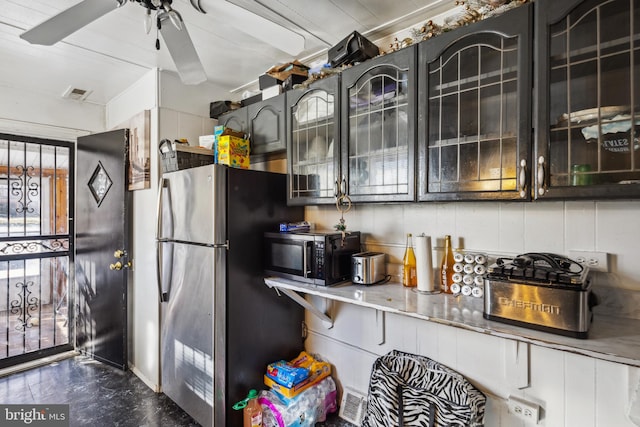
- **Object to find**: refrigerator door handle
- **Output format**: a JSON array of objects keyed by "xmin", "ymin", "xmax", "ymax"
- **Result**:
[
  {"xmin": 156, "ymin": 178, "xmax": 167, "ymax": 241},
  {"xmin": 156, "ymin": 178, "xmax": 169, "ymax": 303}
]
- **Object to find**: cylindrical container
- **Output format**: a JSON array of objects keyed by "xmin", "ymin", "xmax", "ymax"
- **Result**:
[
  {"xmin": 570, "ymin": 164, "xmax": 593, "ymax": 186},
  {"xmin": 415, "ymin": 234, "xmax": 437, "ymax": 293}
]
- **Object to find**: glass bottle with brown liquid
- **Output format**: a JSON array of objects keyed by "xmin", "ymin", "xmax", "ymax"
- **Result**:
[
  {"xmin": 402, "ymin": 233, "xmax": 417, "ymax": 287},
  {"xmin": 440, "ymin": 235, "xmax": 455, "ymax": 293}
]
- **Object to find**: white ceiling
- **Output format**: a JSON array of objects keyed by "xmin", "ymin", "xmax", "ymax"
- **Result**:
[{"xmin": 0, "ymin": 0, "xmax": 455, "ymax": 106}]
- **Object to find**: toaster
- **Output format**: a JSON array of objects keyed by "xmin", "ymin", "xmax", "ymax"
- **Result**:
[
  {"xmin": 483, "ymin": 253, "xmax": 595, "ymax": 339},
  {"xmin": 351, "ymin": 252, "xmax": 386, "ymax": 285}
]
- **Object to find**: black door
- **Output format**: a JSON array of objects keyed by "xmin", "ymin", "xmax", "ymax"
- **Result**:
[{"xmin": 76, "ymin": 129, "xmax": 131, "ymax": 370}]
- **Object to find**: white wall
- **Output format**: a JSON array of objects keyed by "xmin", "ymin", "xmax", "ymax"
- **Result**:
[
  {"xmin": 105, "ymin": 68, "xmax": 219, "ymax": 390},
  {"xmin": 0, "ymin": 85, "xmax": 104, "ymax": 139},
  {"xmin": 303, "ymin": 201, "xmax": 640, "ymax": 426}
]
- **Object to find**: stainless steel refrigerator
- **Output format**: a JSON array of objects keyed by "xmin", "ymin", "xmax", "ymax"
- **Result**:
[{"xmin": 156, "ymin": 164, "xmax": 304, "ymax": 426}]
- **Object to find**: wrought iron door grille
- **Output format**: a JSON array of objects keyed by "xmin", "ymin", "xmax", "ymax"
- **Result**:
[{"xmin": 0, "ymin": 134, "xmax": 74, "ymax": 366}]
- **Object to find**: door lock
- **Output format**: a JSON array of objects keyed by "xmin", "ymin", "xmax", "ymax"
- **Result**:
[
  {"xmin": 111, "ymin": 249, "xmax": 132, "ymax": 270},
  {"xmin": 109, "ymin": 261, "xmax": 132, "ymax": 271}
]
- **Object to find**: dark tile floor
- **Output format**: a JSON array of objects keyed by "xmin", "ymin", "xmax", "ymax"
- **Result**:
[
  {"xmin": 0, "ymin": 355, "xmax": 199, "ymax": 427},
  {"xmin": 0, "ymin": 354, "xmax": 356, "ymax": 427}
]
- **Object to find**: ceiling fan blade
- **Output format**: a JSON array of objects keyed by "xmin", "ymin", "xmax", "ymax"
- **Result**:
[
  {"xmin": 20, "ymin": 0, "xmax": 123, "ymax": 46},
  {"xmin": 158, "ymin": 13, "xmax": 207, "ymax": 85},
  {"xmin": 218, "ymin": 1, "xmax": 305, "ymax": 56}
]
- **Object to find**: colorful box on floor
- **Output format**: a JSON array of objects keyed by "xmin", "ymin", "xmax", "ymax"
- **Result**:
[
  {"xmin": 215, "ymin": 135, "xmax": 250, "ymax": 169},
  {"xmin": 263, "ymin": 367, "xmax": 330, "ymax": 399},
  {"xmin": 264, "ymin": 351, "xmax": 331, "ymax": 399}
]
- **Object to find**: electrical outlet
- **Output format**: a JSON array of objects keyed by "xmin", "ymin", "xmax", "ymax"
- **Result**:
[
  {"xmin": 568, "ymin": 250, "xmax": 609, "ymax": 273},
  {"xmin": 508, "ymin": 395, "xmax": 540, "ymax": 424}
]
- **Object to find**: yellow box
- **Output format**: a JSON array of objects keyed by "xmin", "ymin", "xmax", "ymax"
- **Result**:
[
  {"xmin": 263, "ymin": 367, "xmax": 330, "ymax": 399},
  {"xmin": 216, "ymin": 135, "xmax": 250, "ymax": 169}
]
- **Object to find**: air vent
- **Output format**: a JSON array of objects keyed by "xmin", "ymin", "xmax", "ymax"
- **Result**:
[
  {"xmin": 62, "ymin": 86, "xmax": 92, "ymax": 101},
  {"xmin": 339, "ymin": 387, "xmax": 367, "ymax": 426}
]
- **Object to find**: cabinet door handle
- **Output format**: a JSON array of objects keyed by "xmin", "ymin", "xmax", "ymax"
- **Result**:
[
  {"xmin": 334, "ymin": 180, "xmax": 340, "ymax": 198},
  {"xmin": 537, "ymin": 156, "xmax": 546, "ymax": 196},
  {"xmin": 519, "ymin": 159, "xmax": 527, "ymax": 198},
  {"xmin": 341, "ymin": 176, "xmax": 347, "ymax": 196}
]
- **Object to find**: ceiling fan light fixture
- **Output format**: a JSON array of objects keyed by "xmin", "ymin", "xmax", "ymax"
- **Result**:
[
  {"xmin": 144, "ymin": 8, "xmax": 153, "ymax": 34},
  {"xmin": 162, "ymin": 2, "xmax": 183, "ymax": 30}
]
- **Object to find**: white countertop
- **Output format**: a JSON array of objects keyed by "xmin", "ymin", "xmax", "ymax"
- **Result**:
[{"xmin": 264, "ymin": 276, "xmax": 640, "ymax": 368}]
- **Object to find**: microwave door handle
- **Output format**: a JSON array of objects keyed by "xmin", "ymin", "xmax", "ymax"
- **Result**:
[{"xmin": 303, "ymin": 241, "xmax": 310, "ymax": 279}]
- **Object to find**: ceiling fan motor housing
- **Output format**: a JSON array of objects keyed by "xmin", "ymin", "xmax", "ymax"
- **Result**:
[{"xmin": 134, "ymin": 0, "xmax": 173, "ymax": 11}]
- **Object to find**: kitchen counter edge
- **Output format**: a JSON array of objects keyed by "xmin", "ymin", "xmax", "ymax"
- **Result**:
[{"xmin": 264, "ymin": 276, "xmax": 640, "ymax": 368}]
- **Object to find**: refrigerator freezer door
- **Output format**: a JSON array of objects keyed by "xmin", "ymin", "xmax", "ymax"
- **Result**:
[
  {"xmin": 160, "ymin": 241, "xmax": 217, "ymax": 427},
  {"xmin": 159, "ymin": 165, "xmax": 226, "ymax": 246}
]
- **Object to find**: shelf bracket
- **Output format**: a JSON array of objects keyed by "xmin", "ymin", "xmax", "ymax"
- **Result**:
[
  {"xmin": 505, "ymin": 339, "xmax": 530, "ymax": 389},
  {"xmin": 270, "ymin": 285, "xmax": 333, "ymax": 328},
  {"xmin": 376, "ymin": 309, "xmax": 385, "ymax": 345}
]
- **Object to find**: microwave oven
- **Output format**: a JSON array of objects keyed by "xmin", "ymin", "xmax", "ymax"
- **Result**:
[{"xmin": 264, "ymin": 231, "xmax": 361, "ymax": 286}]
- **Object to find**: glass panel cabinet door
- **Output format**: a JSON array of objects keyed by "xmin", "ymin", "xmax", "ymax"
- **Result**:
[
  {"xmin": 418, "ymin": 3, "xmax": 532, "ymax": 201},
  {"xmin": 341, "ymin": 46, "xmax": 417, "ymax": 203},
  {"xmin": 535, "ymin": 0, "xmax": 640, "ymax": 198},
  {"xmin": 286, "ymin": 75, "xmax": 340, "ymax": 205}
]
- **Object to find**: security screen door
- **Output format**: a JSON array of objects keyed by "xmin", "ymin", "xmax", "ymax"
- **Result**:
[{"xmin": 0, "ymin": 133, "xmax": 74, "ymax": 369}]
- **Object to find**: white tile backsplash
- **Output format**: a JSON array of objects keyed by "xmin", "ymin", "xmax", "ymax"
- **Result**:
[
  {"xmin": 305, "ymin": 200, "xmax": 640, "ymax": 309},
  {"xmin": 565, "ymin": 201, "xmax": 597, "ymax": 251},
  {"xmin": 303, "ymin": 199, "xmax": 640, "ymax": 426}
]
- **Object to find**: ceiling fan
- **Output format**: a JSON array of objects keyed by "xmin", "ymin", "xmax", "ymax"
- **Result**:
[{"xmin": 19, "ymin": 0, "xmax": 306, "ymax": 86}]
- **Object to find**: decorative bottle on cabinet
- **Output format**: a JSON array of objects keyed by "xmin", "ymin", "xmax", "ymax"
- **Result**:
[
  {"xmin": 440, "ymin": 235, "xmax": 455, "ymax": 293},
  {"xmin": 243, "ymin": 390, "xmax": 262, "ymax": 427},
  {"xmin": 402, "ymin": 233, "xmax": 417, "ymax": 287}
]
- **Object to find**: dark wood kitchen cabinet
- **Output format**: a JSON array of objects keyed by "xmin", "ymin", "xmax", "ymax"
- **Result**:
[
  {"xmin": 340, "ymin": 46, "xmax": 417, "ymax": 203},
  {"xmin": 218, "ymin": 94, "xmax": 286, "ymax": 158},
  {"xmin": 286, "ymin": 74, "xmax": 340, "ymax": 205},
  {"xmin": 534, "ymin": 0, "xmax": 640, "ymax": 198},
  {"xmin": 417, "ymin": 3, "xmax": 533, "ymax": 201},
  {"xmin": 247, "ymin": 93, "xmax": 286, "ymax": 156},
  {"xmin": 218, "ymin": 107, "xmax": 248, "ymax": 135}
]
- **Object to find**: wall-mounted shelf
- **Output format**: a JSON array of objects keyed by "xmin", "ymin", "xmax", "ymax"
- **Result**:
[{"xmin": 265, "ymin": 276, "xmax": 640, "ymax": 368}]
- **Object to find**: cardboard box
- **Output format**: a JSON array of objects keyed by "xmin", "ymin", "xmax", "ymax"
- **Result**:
[
  {"xmin": 241, "ymin": 92, "xmax": 262, "ymax": 107},
  {"xmin": 282, "ymin": 73, "xmax": 308, "ymax": 91},
  {"xmin": 263, "ymin": 351, "xmax": 331, "ymax": 399},
  {"xmin": 259, "ymin": 74, "xmax": 283, "ymax": 90},
  {"xmin": 198, "ymin": 135, "xmax": 215, "ymax": 150},
  {"xmin": 262, "ymin": 85, "xmax": 283, "ymax": 100},
  {"xmin": 266, "ymin": 60, "xmax": 309, "ymax": 81},
  {"xmin": 263, "ymin": 366, "xmax": 330, "ymax": 399},
  {"xmin": 216, "ymin": 135, "xmax": 250, "ymax": 169}
]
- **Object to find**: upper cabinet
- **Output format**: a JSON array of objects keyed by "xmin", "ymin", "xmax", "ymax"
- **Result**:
[
  {"xmin": 534, "ymin": 0, "xmax": 640, "ymax": 198},
  {"xmin": 218, "ymin": 107, "xmax": 248, "ymax": 136},
  {"xmin": 417, "ymin": 3, "xmax": 533, "ymax": 201},
  {"xmin": 217, "ymin": 93, "xmax": 286, "ymax": 159},
  {"xmin": 340, "ymin": 46, "xmax": 417, "ymax": 203},
  {"xmin": 286, "ymin": 74, "xmax": 340, "ymax": 205},
  {"xmin": 247, "ymin": 93, "xmax": 286, "ymax": 156}
]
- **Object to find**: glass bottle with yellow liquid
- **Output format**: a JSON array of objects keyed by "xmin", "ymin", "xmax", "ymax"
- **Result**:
[
  {"xmin": 440, "ymin": 235, "xmax": 455, "ymax": 293},
  {"xmin": 402, "ymin": 233, "xmax": 417, "ymax": 287}
]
